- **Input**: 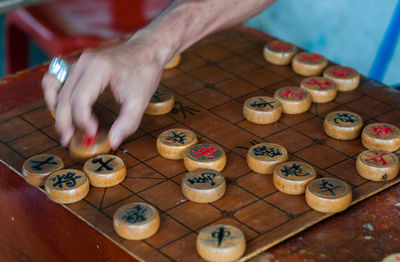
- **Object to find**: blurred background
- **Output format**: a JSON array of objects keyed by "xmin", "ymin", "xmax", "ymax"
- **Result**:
[
  {"xmin": 246, "ymin": 0, "xmax": 400, "ymax": 88},
  {"xmin": 0, "ymin": 0, "xmax": 399, "ymax": 88}
]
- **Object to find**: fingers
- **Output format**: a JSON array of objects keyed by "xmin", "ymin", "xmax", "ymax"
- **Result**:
[
  {"xmin": 42, "ymin": 73, "xmax": 62, "ymax": 112},
  {"xmin": 70, "ymin": 56, "xmax": 112, "ymax": 135},
  {"xmin": 108, "ymin": 99, "xmax": 143, "ymax": 150},
  {"xmin": 55, "ymin": 54, "xmax": 94, "ymax": 145}
]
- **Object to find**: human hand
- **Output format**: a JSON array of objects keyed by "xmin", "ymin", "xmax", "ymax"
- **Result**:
[{"xmin": 42, "ymin": 33, "xmax": 170, "ymax": 149}]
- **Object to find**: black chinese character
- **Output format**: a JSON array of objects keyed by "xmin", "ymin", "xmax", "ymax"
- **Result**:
[
  {"xmin": 51, "ymin": 172, "xmax": 81, "ymax": 188},
  {"xmin": 333, "ymin": 113, "xmax": 359, "ymax": 125},
  {"xmin": 211, "ymin": 227, "xmax": 233, "ymax": 247},
  {"xmin": 122, "ymin": 205, "xmax": 147, "ymax": 224},
  {"xmin": 152, "ymin": 90, "xmax": 167, "ymax": 102},
  {"xmin": 166, "ymin": 131, "xmax": 187, "ymax": 144},
  {"xmin": 92, "ymin": 157, "xmax": 115, "ymax": 172},
  {"xmin": 253, "ymin": 146, "xmax": 282, "ymax": 157},
  {"xmin": 187, "ymin": 172, "xmax": 216, "ymax": 186},
  {"xmin": 318, "ymin": 179, "xmax": 342, "ymax": 196},
  {"xmin": 250, "ymin": 98, "xmax": 275, "ymax": 109},
  {"xmin": 280, "ymin": 163, "xmax": 310, "ymax": 177},
  {"xmin": 171, "ymin": 101, "xmax": 200, "ymax": 119},
  {"xmin": 30, "ymin": 156, "xmax": 58, "ymax": 171}
]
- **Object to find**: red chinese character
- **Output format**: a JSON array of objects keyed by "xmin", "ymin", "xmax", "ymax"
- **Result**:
[
  {"xmin": 299, "ymin": 53, "xmax": 322, "ymax": 63},
  {"xmin": 192, "ymin": 146, "xmax": 217, "ymax": 159},
  {"xmin": 80, "ymin": 134, "xmax": 97, "ymax": 148},
  {"xmin": 280, "ymin": 88, "xmax": 304, "ymax": 100},
  {"xmin": 305, "ymin": 77, "xmax": 332, "ymax": 89},
  {"xmin": 364, "ymin": 151, "xmax": 389, "ymax": 166},
  {"xmin": 396, "ymin": 256, "xmax": 400, "ymax": 261},
  {"xmin": 371, "ymin": 125, "xmax": 393, "ymax": 138},
  {"xmin": 331, "ymin": 67, "xmax": 354, "ymax": 78},
  {"xmin": 268, "ymin": 41, "xmax": 293, "ymax": 52}
]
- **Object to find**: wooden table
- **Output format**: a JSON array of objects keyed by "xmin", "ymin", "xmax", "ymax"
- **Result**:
[{"xmin": 0, "ymin": 26, "xmax": 399, "ymax": 262}]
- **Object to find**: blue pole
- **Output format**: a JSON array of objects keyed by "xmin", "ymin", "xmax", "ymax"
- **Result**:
[{"xmin": 369, "ymin": 0, "xmax": 400, "ymax": 82}]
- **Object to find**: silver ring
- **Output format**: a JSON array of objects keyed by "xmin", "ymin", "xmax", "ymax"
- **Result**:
[{"xmin": 49, "ymin": 57, "xmax": 69, "ymax": 84}]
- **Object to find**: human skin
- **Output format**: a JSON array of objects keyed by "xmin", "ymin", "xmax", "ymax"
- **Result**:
[{"xmin": 41, "ymin": 0, "xmax": 276, "ymax": 149}]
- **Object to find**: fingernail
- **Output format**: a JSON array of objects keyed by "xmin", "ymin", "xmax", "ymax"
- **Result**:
[
  {"xmin": 61, "ymin": 128, "xmax": 74, "ymax": 146},
  {"xmin": 109, "ymin": 132, "xmax": 121, "ymax": 150},
  {"xmin": 61, "ymin": 135, "xmax": 69, "ymax": 146}
]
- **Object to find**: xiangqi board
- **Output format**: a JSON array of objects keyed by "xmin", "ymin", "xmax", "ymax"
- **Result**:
[{"xmin": 0, "ymin": 28, "xmax": 400, "ymax": 261}]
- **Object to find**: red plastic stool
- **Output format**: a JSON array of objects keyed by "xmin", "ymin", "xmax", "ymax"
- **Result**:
[{"xmin": 5, "ymin": 0, "xmax": 171, "ymax": 74}]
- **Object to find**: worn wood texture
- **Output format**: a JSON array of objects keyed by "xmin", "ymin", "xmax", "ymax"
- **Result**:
[{"xmin": 0, "ymin": 26, "xmax": 400, "ymax": 261}]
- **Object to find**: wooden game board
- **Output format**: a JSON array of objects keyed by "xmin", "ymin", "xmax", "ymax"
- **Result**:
[{"xmin": 1, "ymin": 27, "xmax": 400, "ymax": 262}]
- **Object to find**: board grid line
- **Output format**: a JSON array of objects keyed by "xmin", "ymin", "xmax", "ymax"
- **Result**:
[{"xmin": 1, "ymin": 28, "xmax": 400, "ymax": 261}]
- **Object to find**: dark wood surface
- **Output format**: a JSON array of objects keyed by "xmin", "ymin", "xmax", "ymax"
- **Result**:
[
  {"xmin": 0, "ymin": 26, "xmax": 399, "ymax": 262},
  {"xmin": 0, "ymin": 161, "xmax": 137, "ymax": 262}
]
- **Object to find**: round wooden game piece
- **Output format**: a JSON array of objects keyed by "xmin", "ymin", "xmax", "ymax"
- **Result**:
[
  {"xmin": 382, "ymin": 253, "xmax": 400, "ymax": 262},
  {"xmin": 197, "ymin": 224, "xmax": 246, "ymax": 262},
  {"xmin": 273, "ymin": 161, "xmax": 317, "ymax": 195},
  {"xmin": 274, "ymin": 87, "xmax": 312, "ymax": 114},
  {"xmin": 263, "ymin": 40, "xmax": 298, "ymax": 65},
  {"xmin": 243, "ymin": 96, "xmax": 282, "ymax": 124},
  {"xmin": 164, "ymin": 54, "xmax": 181, "ymax": 69},
  {"xmin": 50, "ymin": 109, "xmax": 56, "ymax": 119},
  {"xmin": 156, "ymin": 128, "xmax": 198, "ymax": 160},
  {"xmin": 183, "ymin": 143, "xmax": 226, "ymax": 172},
  {"xmin": 69, "ymin": 130, "xmax": 111, "ymax": 161},
  {"xmin": 356, "ymin": 149, "xmax": 400, "ymax": 182},
  {"xmin": 83, "ymin": 154, "xmax": 126, "ymax": 187},
  {"xmin": 181, "ymin": 169, "xmax": 226, "ymax": 203},
  {"xmin": 247, "ymin": 143, "xmax": 288, "ymax": 175},
  {"xmin": 300, "ymin": 76, "xmax": 337, "ymax": 103},
  {"xmin": 323, "ymin": 65, "xmax": 360, "ymax": 92},
  {"xmin": 22, "ymin": 154, "xmax": 64, "ymax": 186},
  {"xmin": 324, "ymin": 111, "xmax": 363, "ymax": 140},
  {"xmin": 361, "ymin": 123, "xmax": 400, "ymax": 152},
  {"xmin": 305, "ymin": 178, "xmax": 352, "ymax": 213},
  {"xmin": 113, "ymin": 202, "xmax": 160, "ymax": 240},
  {"xmin": 45, "ymin": 169, "xmax": 90, "ymax": 204},
  {"xmin": 292, "ymin": 52, "xmax": 328, "ymax": 76},
  {"xmin": 144, "ymin": 87, "xmax": 175, "ymax": 116}
]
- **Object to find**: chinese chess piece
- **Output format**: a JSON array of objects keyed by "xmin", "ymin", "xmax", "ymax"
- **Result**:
[
  {"xmin": 292, "ymin": 52, "xmax": 328, "ymax": 76},
  {"xmin": 164, "ymin": 54, "xmax": 181, "ymax": 69},
  {"xmin": 273, "ymin": 161, "xmax": 317, "ymax": 195},
  {"xmin": 324, "ymin": 111, "xmax": 363, "ymax": 140},
  {"xmin": 274, "ymin": 87, "xmax": 312, "ymax": 114},
  {"xmin": 300, "ymin": 77, "xmax": 337, "ymax": 103},
  {"xmin": 356, "ymin": 149, "xmax": 400, "ymax": 181},
  {"xmin": 361, "ymin": 123, "xmax": 400, "ymax": 152},
  {"xmin": 182, "ymin": 169, "xmax": 226, "ymax": 203},
  {"xmin": 69, "ymin": 130, "xmax": 110, "ymax": 161},
  {"xmin": 243, "ymin": 96, "xmax": 282, "ymax": 124},
  {"xmin": 247, "ymin": 143, "xmax": 288, "ymax": 174},
  {"xmin": 22, "ymin": 154, "xmax": 64, "ymax": 186},
  {"xmin": 144, "ymin": 87, "xmax": 175, "ymax": 115},
  {"xmin": 157, "ymin": 128, "xmax": 198, "ymax": 160},
  {"xmin": 113, "ymin": 202, "xmax": 160, "ymax": 240},
  {"xmin": 263, "ymin": 40, "xmax": 298, "ymax": 65},
  {"xmin": 45, "ymin": 169, "xmax": 90, "ymax": 204},
  {"xmin": 306, "ymin": 178, "xmax": 352, "ymax": 213},
  {"xmin": 83, "ymin": 154, "xmax": 126, "ymax": 187},
  {"xmin": 183, "ymin": 143, "xmax": 226, "ymax": 172},
  {"xmin": 323, "ymin": 65, "xmax": 360, "ymax": 92},
  {"xmin": 197, "ymin": 224, "xmax": 246, "ymax": 262}
]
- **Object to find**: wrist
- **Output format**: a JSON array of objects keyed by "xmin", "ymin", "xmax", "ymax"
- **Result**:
[{"xmin": 127, "ymin": 22, "xmax": 180, "ymax": 68}]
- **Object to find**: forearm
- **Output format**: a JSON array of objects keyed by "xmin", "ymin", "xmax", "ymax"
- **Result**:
[{"xmin": 131, "ymin": 0, "xmax": 275, "ymax": 65}]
